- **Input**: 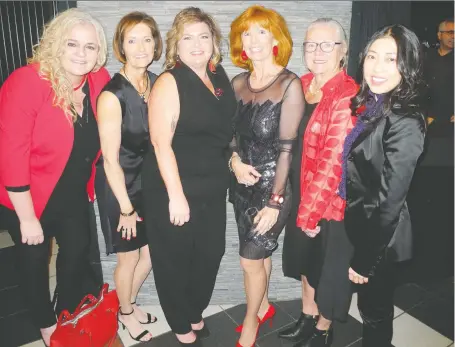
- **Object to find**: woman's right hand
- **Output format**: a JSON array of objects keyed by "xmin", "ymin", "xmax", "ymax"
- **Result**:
[
  {"xmin": 169, "ymin": 193, "xmax": 190, "ymax": 226},
  {"xmin": 20, "ymin": 218, "xmax": 44, "ymax": 245},
  {"xmin": 232, "ymin": 157, "xmax": 261, "ymax": 186},
  {"xmin": 117, "ymin": 212, "xmax": 141, "ymax": 241}
]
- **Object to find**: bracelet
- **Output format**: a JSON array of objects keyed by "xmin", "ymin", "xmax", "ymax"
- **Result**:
[
  {"xmin": 270, "ymin": 193, "xmax": 284, "ymax": 205},
  {"xmin": 120, "ymin": 208, "xmax": 136, "ymax": 217},
  {"xmin": 228, "ymin": 154, "xmax": 239, "ymax": 172}
]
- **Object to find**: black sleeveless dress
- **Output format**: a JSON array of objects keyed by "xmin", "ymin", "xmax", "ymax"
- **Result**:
[
  {"xmin": 97, "ymin": 71, "xmax": 157, "ymax": 253},
  {"xmin": 142, "ymin": 63, "xmax": 237, "ymax": 200}
]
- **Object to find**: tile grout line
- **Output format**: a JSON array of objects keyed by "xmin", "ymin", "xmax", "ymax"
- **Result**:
[{"xmin": 345, "ymin": 337, "xmax": 362, "ymax": 347}]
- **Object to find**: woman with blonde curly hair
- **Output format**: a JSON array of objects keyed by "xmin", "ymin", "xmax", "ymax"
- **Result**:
[
  {"xmin": 228, "ymin": 5, "xmax": 305, "ymax": 347},
  {"xmin": 0, "ymin": 8, "xmax": 109, "ymax": 346},
  {"xmin": 141, "ymin": 6, "xmax": 237, "ymax": 346}
]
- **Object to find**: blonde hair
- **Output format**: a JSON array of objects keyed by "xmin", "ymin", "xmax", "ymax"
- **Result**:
[
  {"xmin": 164, "ymin": 7, "xmax": 222, "ymax": 70},
  {"xmin": 28, "ymin": 8, "xmax": 107, "ymax": 122}
]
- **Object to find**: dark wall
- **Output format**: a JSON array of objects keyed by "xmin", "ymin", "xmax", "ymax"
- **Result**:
[
  {"xmin": 347, "ymin": 1, "xmax": 412, "ymax": 80},
  {"xmin": 0, "ymin": 1, "xmax": 76, "ymax": 86},
  {"xmin": 410, "ymin": 1, "xmax": 454, "ymax": 48},
  {"xmin": 347, "ymin": 1, "xmax": 454, "ymax": 79}
]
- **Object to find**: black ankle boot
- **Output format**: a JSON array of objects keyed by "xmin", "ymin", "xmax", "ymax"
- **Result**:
[
  {"xmin": 293, "ymin": 326, "xmax": 333, "ymax": 347},
  {"xmin": 278, "ymin": 313, "xmax": 319, "ymax": 341}
]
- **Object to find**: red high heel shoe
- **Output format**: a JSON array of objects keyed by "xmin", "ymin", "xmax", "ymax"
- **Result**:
[
  {"xmin": 235, "ymin": 304, "xmax": 276, "ymax": 333},
  {"xmin": 236, "ymin": 317, "xmax": 260, "ymax": 347}
]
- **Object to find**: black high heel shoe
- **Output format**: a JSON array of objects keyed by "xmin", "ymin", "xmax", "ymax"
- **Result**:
[
  {"xmin": 177, "ymin": 335, "xmax": 203, "ymax": 346},
  {"xmin": 131, "ymin": 301, "xmax": 158, "ymax": 324},
  {"xmin": 118, "ymin": 308, "xmax": 153, "ymax": 342},
  {"xmin": 293, "ymin": 326, "xmax": 334, "ymax": 347},
  {"xmin": 194, "ymin": 324, "xmax": 210, "ymax": 339},
  {"xmin": 278, "ymin": 313, "xmax": 319, "ymax": 341}
]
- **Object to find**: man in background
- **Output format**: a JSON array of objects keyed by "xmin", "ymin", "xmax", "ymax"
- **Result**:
[
  {"xmin": 409, "ymin": 18, "xmax": 454, "ymax": 282},
  {"xmin": 424, "ymin": 18, "xmax": 454, "ymax": 136}
]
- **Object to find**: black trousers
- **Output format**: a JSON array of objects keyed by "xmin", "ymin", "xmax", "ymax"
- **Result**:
[
  {"xmin": 357, "ymin": 261, "xmax": 396, "ymax": 347},
  {"xmin": 145, "ymin": 193, "xmax": 226, "ymax": 334},
  {"xmin": 4, "ymin": 201, "xmax": 99, "ymax": 328}
]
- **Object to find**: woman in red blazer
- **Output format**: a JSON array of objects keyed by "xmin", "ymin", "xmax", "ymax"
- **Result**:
[{"xmin": 0, "ymin": 9, "xmax": 110, "ymax": 346}]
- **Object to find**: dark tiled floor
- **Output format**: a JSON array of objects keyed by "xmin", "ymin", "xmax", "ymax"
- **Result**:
[
  {"xmin": 394, "ymin": 278, "xmax": 454, "ymax": 340},
  {"xmin": 137, "ymin": 302, "xmax": 364, "ymax": 347},
  {"xmin": 1, "ymin": 239, "xmax": 453, "ymax": 347},
  {"xmin": 133, "ymin": 276, "xmax": 454, "ymax": 346}
]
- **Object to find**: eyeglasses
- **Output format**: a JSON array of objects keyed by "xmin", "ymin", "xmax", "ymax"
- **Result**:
[
  {"xmin": 244, "ymin": 207, "xmax": 278, "ymax": 252},
  {"xmin": 303, "ymin": 41, "xmax": 342, "ymax": 53},
  {"xmin": 439, "ymin": 30, "xmax": 455, "ymax": 36}
]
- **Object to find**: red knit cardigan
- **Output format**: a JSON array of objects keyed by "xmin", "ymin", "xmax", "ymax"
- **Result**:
[{"xmin": 297, "ymin": 70, "xmax": 358, "ymax": 230}]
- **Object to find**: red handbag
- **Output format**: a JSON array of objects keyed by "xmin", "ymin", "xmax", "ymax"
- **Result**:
[{"xmin": 50, "ymin": 283, "xmax": 120, "ymax": 347}]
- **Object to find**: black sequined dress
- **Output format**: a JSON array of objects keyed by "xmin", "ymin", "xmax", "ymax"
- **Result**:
[{"xmin": 230, "ymin": 69, "xmax": 305, "ymax": 260}]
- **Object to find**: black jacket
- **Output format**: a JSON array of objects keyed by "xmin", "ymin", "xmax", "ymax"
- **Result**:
[{"xmin": 345, "ymin": 110, "xmax": 426, "ymax": 277}]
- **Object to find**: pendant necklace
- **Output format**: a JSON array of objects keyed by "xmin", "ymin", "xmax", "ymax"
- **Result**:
[
  {"xmin": 308, "ymin": 79, "xmax": 321, "ymax": 96},
  {"xmin": 123, "ymin": 68, "xmax": 149, "ymax": 102}
]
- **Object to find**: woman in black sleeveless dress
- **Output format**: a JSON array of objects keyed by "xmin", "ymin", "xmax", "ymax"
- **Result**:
[
  {"xmin": 97, "ymin": 12, "xmax": 162, "ymax": 343},
  {"xmin": 142, "ymin": 8, "xmax": 237, "ymax": 346}
]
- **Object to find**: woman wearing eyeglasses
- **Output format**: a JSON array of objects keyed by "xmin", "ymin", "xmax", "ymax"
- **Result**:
[{"xmin": 279, "ymin": 18, "xmax": 358, "ymax": 347}]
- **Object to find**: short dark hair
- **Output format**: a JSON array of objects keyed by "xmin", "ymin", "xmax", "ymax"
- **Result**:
[
  {"xmin": 351, "ymin": 24, "xmax": 426, "ymax": 120},
  {"xmin": 113, "ymin": 11, "xmax": 163, "ymax": 64}
]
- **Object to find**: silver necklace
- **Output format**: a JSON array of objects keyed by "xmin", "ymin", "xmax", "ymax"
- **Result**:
[{"xmin": 123, "ymin": 68, "xmax": 149, "ymax": 102}]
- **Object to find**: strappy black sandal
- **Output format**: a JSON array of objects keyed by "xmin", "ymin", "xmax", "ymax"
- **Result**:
[
  {"xmin": 131, "ymin": 301, "xmax": 158, "ymax": 324},
  {"xmin": 118, "ymin": 308, "xmax": 153, "ymax": 342}
]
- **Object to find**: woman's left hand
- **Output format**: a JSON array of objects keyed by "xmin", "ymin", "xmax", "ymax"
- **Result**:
[
  {"xmin": 349, "ymin": 267, "xmax": 369, "ymax": 284},
  {"xmin": 253, "ymin": 207, "xmax": 279, "ymax": 235}
]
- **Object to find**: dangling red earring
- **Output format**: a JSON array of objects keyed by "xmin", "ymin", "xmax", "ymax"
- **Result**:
[
  {"xmin": 241, "ymin": 50, "xmax": 248, "ymax": 61},
  {"xmin": 209, "ymin": 61, "xmax": 216, "ymax": 73},
  {"xmin": 175, "ymin": 55, "xmax": 181, "ymax": 68},
  {"xmin": 273, "ymin": 45, "xmax": 278, "ymax": 57}
]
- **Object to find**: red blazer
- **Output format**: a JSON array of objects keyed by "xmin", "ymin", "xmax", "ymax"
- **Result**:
[
  {"xmin": 297, "ymin": 70, "xmax": 358, "ymax": 230},
  {"xmin": 0, "ymin": 63, "xmax": 110, "ymax": 219}
]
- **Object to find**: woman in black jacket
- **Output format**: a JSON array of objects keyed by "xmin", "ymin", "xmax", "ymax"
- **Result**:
[{"xmin": 341, "ymin": 24, "xmax": 426, "ymax": 347}]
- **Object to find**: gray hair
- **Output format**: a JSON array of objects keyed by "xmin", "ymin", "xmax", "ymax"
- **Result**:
[{"xmin": 306, "ymin": 18, "xmax": 348, "ymax": 68}]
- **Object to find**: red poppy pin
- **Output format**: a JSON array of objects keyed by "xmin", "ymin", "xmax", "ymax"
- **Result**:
[{"xmin": 215, "ymin": 88, "xmax": 224, "ymax": 97}]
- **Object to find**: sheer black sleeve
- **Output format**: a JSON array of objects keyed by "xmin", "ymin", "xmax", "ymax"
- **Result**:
[
  {"xmin": 229, "ymin": 74, "xmax": 245, "ymax": 156},
  {"xmin": 267, "ymin": 77, "xmax": 305, "ymax": 209}
]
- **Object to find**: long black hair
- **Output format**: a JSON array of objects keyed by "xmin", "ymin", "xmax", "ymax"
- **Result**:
[{"xmin": 351, "ymin": 24, "xmax": 427, "ymax": 119}]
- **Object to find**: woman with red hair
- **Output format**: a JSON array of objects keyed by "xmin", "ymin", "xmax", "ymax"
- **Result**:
[{"xmin": 228, "ymin": 5, "xmax": 305, "ymax": 347}]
